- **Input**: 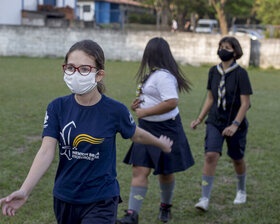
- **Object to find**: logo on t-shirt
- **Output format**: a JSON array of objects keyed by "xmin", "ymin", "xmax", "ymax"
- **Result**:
[
  {"xmin": 129, "ymin": 112, "xmax": 135, "ymax": 124},
  {"xmin": 43, "ymin": 111, "xmax": 49, "ymax": 128},
  {"xmin": 60, "ymin": 121, "xmax": 104, "ymax": 161}
]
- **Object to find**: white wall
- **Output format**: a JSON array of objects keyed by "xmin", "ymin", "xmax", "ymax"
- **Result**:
[
  {"xmin": 57, "ymin": 0, "xmax": 76, "ymax": 8},
  {"xmin": 23, "ymin": 0, "xmax": 38, "ymax": 10},
  {"xmin": 0, "ymin": 25, "xmax": 252, "ymax": 68},
  {"xmin": 0, "ymin": 0, "xmax": 22, "ymax": 25},
  {"xmin": 259, "ymin": 39, "xmax": 280, "ymax": 69},
  {"xmin": 77, "ymin": 2, "xmax": 95, "ymax": 21},
  {"xmin": 0, "ymin": 0, "xmax": 77, "ymax": 25}
]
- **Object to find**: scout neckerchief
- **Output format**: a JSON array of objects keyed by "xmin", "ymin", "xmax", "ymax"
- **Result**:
[
  {"xmin": 217, "ymin": 61, "xmax": 239, "ymax": 111},
  {"xmin": 136, "ymin": 67, "xmax": 160, "ymax": 99}
]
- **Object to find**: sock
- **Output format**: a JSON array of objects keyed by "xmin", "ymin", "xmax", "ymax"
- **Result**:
[
  {"xmin": 236, "ymin": 172, "xmax": 246, "ymax": 192},
  {"xmin": 201, "ymin": 175, "xmax": 214, "ymax": 199},
  {"xmin": 128, "ymin": 186, "xmax": 148, "ymax": 214},
  {"xmin": 159, "ymin": 179, "xmax": 175, "ymax": 205}
]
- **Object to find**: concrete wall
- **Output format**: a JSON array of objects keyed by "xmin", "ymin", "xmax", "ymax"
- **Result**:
[
  {"xmin": 259, "ymin": 39, "xmax": 280, "ymax": 69},
  {"xmin": 0, "ymin": 25, "xmax": 253, "ymax": 67}
]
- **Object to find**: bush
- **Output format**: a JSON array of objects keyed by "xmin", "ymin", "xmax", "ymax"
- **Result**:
[
  {"xmin": 265, "ymin": 26, "xmax": 280, "ymax": 38},
  {"xmin": 128, "ymin": 13, "xmax": 156, "ymax": 24}
]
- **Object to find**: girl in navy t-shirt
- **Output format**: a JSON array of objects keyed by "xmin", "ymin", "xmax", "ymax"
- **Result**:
[{"xmin": 0, "ymin": 40, "xmax": 173, "ymax": 224}]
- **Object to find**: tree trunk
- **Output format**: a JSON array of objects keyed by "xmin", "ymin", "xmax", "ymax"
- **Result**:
[
  {"xmin": 210, "ymin": 0, "xmax": 228, "ymax": 35},
  {"xmin": 190, "ymin": 13, "xmax": 198, "ymax": 32},
  {"xmin": 161, "ymin": 0, "xmax": 169, "ymax": 27},
  {"xmin": 218, "ymin": 10, "xmax": 228, "ymax": 34},
  {"xmin": 177, "ymin": 11, "xmax": 185, "ymax": 30},
  {"xmin": 156, "ymin": 10, "xmax": 161, "ymax": 30}
]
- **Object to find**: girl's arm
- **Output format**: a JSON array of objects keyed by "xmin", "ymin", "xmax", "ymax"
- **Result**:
[
  {"xmin": 130, "ymin": 126, "xmax": 173, "ymax": 153},
  {"xmin": 0, "ymin": 136, "xmax": 57, "ymax": 217},
  {"xmin": 222, "ymin": 94, "xmax": 250, "ymax": 137},
  {"xmin": 135, "ymin": 98, "xmax": 178, "ymax": 118},
  {"xmin": 190, "ymin": 90, "xmax": 214, "ymax": 129}
]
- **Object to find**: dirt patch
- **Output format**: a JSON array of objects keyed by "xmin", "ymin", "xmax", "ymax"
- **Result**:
[
  {"xmin": 25, "ymin": 135, "xmax": 42, "ymax": 143},
  {"xmin": 15, "ymin": 135, "xmax": 42, "ymax": 153},
  {"xmin": 16, "ymin": 146, "xmax": 28, "ymax": 153}
]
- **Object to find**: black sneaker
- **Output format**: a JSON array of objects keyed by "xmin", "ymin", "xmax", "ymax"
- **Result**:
[
  {"xmin": 116, "ymin": 210, "xmax": 138, "ymax": 224},
  {"xmin": 158, "ymin": 203, "xmax": 172, "ymax": 223}
]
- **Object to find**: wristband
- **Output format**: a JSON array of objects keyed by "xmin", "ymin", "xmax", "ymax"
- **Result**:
[{"xmin": 232, "ymin": 120, "xmax": 240, "ymax": 127}]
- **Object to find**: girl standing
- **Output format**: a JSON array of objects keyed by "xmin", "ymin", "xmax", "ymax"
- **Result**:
[
  {"xmin": 191, "ymin": 36, "xmax": 253, "ymax": 211},
  {"xmin": 117, "ymin": 37, "xmax": 194, "ymax": 224},
  {"xmin": 0, "ymin": 40, "xmax": 173, "ymax": 224}
]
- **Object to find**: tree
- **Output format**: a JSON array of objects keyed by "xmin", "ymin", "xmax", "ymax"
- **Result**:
[
  {"xmin": 225, "ymin": 0, "xmax": 255, "ymax": 25},
  {"xmin": 256, "ymin": 0, "xmax": 280, "ymax": 25},
  {"xmin": 145, "ymin": 0, "xmax": 171, "ymax": 29},
  {"xmin": 144, "ymin": 0, "xmax": 211, "ymax": 30},
  {"xmin": 142, "ymin": 0, "xmax": 255, "ymax": 32},
  {"xmin": 171, "ymin": 0, "xmax": 210, "ymax": 30},
  {"xmin": 209, "ymin": 0, "xmax": 228, "ymax": 34},
  {"xmin": 210, "ymin": 0, "xmax": 255, "ymax": 34}
]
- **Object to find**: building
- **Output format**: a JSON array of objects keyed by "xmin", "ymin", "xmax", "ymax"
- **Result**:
[
  {"xmin": 77, "ymin": 0, "xmax": 153, "ymax": 25},
  {"xmin": 77, "ymin": 0, "xmax": 95, "ymax": 22},
  {"xmin": 0, "ymin": 0, "xmax": 76, "ymax": 25},
  {"xmin": 0, "ymin": 0, "xmax": 153, "ymax": 27}
]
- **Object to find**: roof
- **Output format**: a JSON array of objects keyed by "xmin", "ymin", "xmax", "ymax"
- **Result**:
[{"xmin": 94, "ymin": 0, "xmax": 149, "ymax": 7}]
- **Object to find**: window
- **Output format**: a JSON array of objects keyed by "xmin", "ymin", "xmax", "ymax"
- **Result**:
[{"xmin": 83, "ymin": 5, "xmax": 91, "ymax": 12}]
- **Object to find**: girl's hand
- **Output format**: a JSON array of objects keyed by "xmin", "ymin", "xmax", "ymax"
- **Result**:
[
  {"xmin": 0, "ymin": 190, "xmax": 28, "ymax": 216},
  {"xmin": 135, "ymin": 108, "xmax": 147, "ymax": 119},
  {"xmin": 131, "ymin": 99, "xmax": 142, "ymax": 111},
  {"xmin": 222, "ymin": 124, "xmax": 238, "ymax": 137},
  {"xmin": 159, "ymin": 135, "xmax": 173, "ymax": 153},
  {"xmin": 190, "ymin": 119, "xmax": 201, "ymax": 129}
]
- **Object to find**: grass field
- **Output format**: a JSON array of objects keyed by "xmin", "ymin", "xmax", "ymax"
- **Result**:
[{"xmin": 0, "ymin": 56, "xmax": 279, "ymax": 224}]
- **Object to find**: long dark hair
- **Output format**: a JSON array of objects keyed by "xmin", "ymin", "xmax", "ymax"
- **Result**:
[
  {"xmin": 136, "ymin": 37, "xmax": 191, "ymax": 92},
  {"xmin": 64, "ymin": 40, "xmax": 106, "ymax": 94}
]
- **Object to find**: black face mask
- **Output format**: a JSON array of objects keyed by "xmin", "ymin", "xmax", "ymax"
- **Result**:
[{"xmin": 218, "ymin": 49, "xmax": 234, "ymax": 61}]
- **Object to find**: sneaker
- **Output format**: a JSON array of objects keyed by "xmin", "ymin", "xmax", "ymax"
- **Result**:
[
  {"xmin": 158, "ymin": 203, "xmax": 172, "ymax": 223},
  {"xmin": 195, "ymin": 197, "xmax": 209, "ymax": 211},
  {"xmin": 116, "ymin": 210, "xmax": 138, "ymax": 224},
  {"xmin": 233, "ymin": 190, "xmax": 247, "ymax": 204}
]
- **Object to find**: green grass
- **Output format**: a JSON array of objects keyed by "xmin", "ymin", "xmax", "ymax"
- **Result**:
[{"xmin": 0, "ymin": 57, "xmax": 279, "ymax": 223}]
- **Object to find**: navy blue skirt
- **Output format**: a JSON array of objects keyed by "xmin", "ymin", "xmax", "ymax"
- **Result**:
[{"xmin": 123, "ymin": 114, "xmax": 194, "ymax": 175}]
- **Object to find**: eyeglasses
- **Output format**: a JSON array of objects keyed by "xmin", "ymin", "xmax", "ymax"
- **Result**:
[{"xmin": 62, "ymin": 64, "xmax": 97, "ymax": 76}]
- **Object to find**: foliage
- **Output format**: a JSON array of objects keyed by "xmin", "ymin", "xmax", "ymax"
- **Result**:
[
  {"xmin": 256, "ymin": 0, "xmax": 280, "ymax": 25},
  {"xmin": 128, "ymin": 12, "xmax": 156, "ymax": 24},
  {"xmin": 139, "ymin": 0, "xmax": 263, "ymax": 31},
  {"xmin": 171, "ymin": 0, "xmax": 211, "ymax": 18},
  {"xmin": 225, "ymin": 0, "xmax": 254, "ymax": 18},
  {"xmin": 265, "ymin": 27, "xmax": 280, "ymax": 38},
  {"xmin": 209, "ymin": 0, "xmax": 256, "ymax": 34},
  {"xmin": 0, "ymin": 57, "xmax": 280, "ymax": 223},
  {"xmin": 143, "ymin": 0, "xmax": 171, "ymax": 26}
]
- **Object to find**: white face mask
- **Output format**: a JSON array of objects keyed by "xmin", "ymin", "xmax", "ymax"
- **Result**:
[{"xmin": 64, "ymin": 71, "xmax": 98, "ymax": 95}]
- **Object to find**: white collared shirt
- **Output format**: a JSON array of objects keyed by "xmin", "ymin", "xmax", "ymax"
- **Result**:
[{"xmin": 139, "ymin": 69, "xmax": 179, "ymax": 122}]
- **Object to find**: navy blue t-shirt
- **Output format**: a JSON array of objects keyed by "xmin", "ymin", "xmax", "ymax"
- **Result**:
[
  {"xmin": 206, "ymin": 64, "xmax": 253, "ymax": 129},
  {"xmin": 42, "ymin": 94, "xmax": 136, "ymax": 204}
]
